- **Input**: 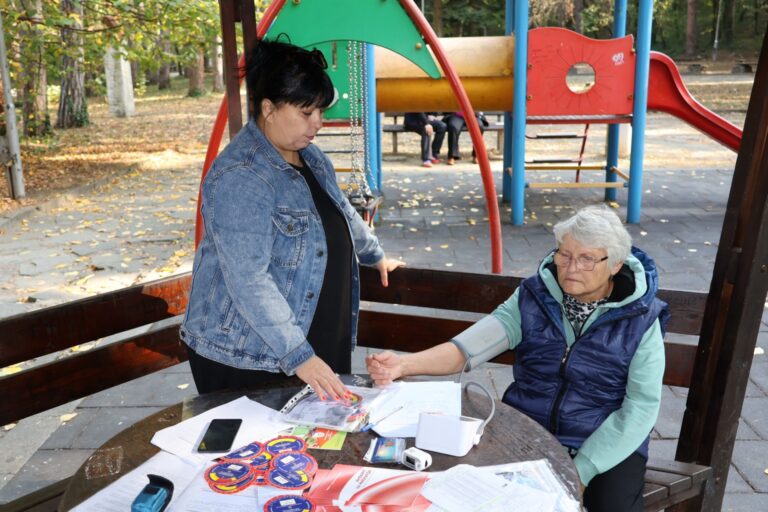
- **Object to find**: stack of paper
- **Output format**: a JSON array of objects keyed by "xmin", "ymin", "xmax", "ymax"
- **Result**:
[{"xmin": 370, "ymin": 381, "xmax": 461, "ymax": 438}]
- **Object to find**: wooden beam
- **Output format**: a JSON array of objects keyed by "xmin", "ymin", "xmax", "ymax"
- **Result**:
[
  {"xmin": 674, "ymin": 27, "xmax": 768, "ymax": 512},
  {"xmin": 219, "ymin": 0, "xmax": 243, "ymax": 135},
  {"xmin": 0, "ymin": 318, "xmax": 186, "ymax": 426},
  {"xmin": 359, "ymin": 266, "xmax": 706, "ymax": 336},
  {"xmin": 0, "ymin": 274, "xmax": 190, "ymax": 368}
]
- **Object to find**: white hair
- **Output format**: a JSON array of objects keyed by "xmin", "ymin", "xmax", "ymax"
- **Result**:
[{"xmin": 552, "ymin": 206, "xmax": 632, "ymax": 267}]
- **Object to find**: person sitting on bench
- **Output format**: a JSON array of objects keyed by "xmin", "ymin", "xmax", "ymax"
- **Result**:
[
  {"xmin": 404, "ymin": 112, "xmax": 447, "ymax": 168},
  {"xmin": 367, "ymin": 205, "xmax": 668, "ymax": 512},
  {"xmin": 443, "ymin": 111, "xmax": 489, "ymax": 165}
]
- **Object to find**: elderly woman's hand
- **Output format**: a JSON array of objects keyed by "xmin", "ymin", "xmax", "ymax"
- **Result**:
[
  {"xmin": 374, "ymin": 257, "xmax": 406, "ymax": 288},
  {"xmin": 366, "ymin": 351, "xmax": 403, "ymax": 386}
]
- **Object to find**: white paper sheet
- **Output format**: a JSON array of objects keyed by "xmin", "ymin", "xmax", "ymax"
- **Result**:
[
  {"xmin": 71, "ymin": 451, "xmax": 203, "ymax": 512},
  {"xmin": 421, "ymin": 464, "xmax": 558, "ymax": 512},
  {"xmin": 372, "ymin": 381, "xmax": 461, "ymax": 438},
  {"xmin": 150, "ymin": 396, "xmax": 292, "ymax": 465}
]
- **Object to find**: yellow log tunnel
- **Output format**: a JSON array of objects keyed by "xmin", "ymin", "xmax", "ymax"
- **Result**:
[{"xmin": 374, "ymin": 36, "xmax": 515, "ymax": 112}]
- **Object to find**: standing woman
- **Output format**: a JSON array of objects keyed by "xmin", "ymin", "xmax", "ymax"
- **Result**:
[{"xmin": 181, "ymin": 39, "xmax": 404, "ymax": 400}]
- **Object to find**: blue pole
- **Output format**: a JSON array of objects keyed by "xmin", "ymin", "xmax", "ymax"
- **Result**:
[
  {"xmin": 365, "ymin": 43, "xmax": 381, "ymax": 193},
  {"xmin": 502, "ymin": 0, "xmax": 514, "ymax": 203},
  {"xmin": 627, "ymin": 0, "xmax": 653, "ymax": 223},
  {"xmin": 511, "ymin": 0, "xmax": 528, "ymax": 225},
  {"xmin": 605, "ymin": 0, "xmax": 628, "ymax": 202}
]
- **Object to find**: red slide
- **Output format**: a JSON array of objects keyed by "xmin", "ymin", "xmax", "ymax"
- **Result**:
[{"xmin": 647, "ymin": 52, "xmax": 742, "ymax": 152}]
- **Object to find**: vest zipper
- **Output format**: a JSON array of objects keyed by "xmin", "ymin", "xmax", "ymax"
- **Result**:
[{"xmin": 547, "ymin": 306, "xmax": 599, "ymax": 435}]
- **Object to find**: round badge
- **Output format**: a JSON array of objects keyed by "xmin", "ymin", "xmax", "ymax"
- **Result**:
[
  {"xmin": 209, "ymin": 471, "xmax": 255, "ymax": 494},
  {"xmin": 223, "ymin": 441, "xmax": 264, "ymax": 461},
  {"xmin": 205, "ymin": 462, "xmax": 252, "ymax": 484},
  {"xmin": 251, "ymin": 470, "xmax": 268, "ymax": 486},
  {"xmin": 266, "ymin": 435, "xmax": 306, "ymax": 455},
  {"xmin": 266, "ymin": 468, "xmax": 312, "ymax": 490},
  {"xmin": 264, "ymin": 494, "xmax": 315, "ymax": 512},
  {"xmin": 271, "ymin": 451, "xmax": 317, "ymax": 475},
  {"xmin": 248, "ymin": 451, "xmax": 273, "ymax": 471}
]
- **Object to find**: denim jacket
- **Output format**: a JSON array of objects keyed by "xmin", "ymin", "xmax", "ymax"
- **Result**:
[{"xmin": 180, "ymin": 120, "xmax": 384, "ymax": 375}]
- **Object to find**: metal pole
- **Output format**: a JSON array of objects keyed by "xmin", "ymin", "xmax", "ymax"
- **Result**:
[
  {"xmin": 605, "ymin": 0, "xmax": 628, "ymax": 202},
  {"xmin": 626, "ymin": 0, "xmax": 654, "ymax": 223},
  {"xmin": 0, "ymin": 13, "xmax": 24, "ymax": 199},
  {"xmin": 511, "ymin": 0, "xmax": 528, "ymax": 225}
]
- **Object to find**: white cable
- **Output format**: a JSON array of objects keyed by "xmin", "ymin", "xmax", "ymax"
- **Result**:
[{"xmin": 464, "ymin": 380, "xmax": 496, "ymax": 445}]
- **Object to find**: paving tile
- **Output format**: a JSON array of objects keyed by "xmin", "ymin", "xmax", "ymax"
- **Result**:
[
  {"xmin": 739, "ymin": 397, "xmax": 768, "ymax": 440},
  {"xmin": 78, "ymin": 366, "xmax": 199, "ymax": 408},
  {"xmin": 731, "ymin": 441, "xmax": 768, "ymax": 492},
  {"xmin": 0, "ymin": 449, "xmax": 92, "ymax": 504},
  {"xmin": 722, "ymin": 492, "xmax": 768, "ymax": 512},
  {"xmin": 654, "ymin": 389, "xmax": 686, "ymax": 439},
  {"xmin": 725, "ymin": 463, "xmax": 754, "ymax": 493}
]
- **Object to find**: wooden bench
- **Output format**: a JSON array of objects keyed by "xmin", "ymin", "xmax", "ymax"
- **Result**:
[
  {"xmin": 382, "ymin": 112, "xmax": 505, "ymax": 155},
  {"xmin": 0, "ymin": 266, "xmax": 711, "ymax": 511}
]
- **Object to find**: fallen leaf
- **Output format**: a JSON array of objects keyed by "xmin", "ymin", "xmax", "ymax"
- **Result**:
[
  {"xmin": 60, "ymin": 413, "xmax": 78, "ymax": 423},
  {"xmin": 4, "ymin": 423, "xmax": 17, "ymax": 431},
  {"xmin": 177, "ymin": 383, "xmax": 190, "ymax": 390}
]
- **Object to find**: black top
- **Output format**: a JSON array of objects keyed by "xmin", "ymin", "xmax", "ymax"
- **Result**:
[{"xmin": 295, "ymin": 163, "xmax": 353, "ymax": 374}]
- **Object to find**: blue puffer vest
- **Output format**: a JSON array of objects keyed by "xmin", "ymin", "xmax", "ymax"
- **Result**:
[{"xmin": 502, "ymin": 247, "xmax": 670, "ymax": 457}]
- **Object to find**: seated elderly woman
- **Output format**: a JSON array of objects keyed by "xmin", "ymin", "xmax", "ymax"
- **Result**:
[{"xmin": 366, "ymin": 205, "xmax": 669, "ymax": 512}]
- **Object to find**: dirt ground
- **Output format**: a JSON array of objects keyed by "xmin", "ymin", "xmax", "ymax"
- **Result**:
[{"xmin": 0, "ymin": 63, "xmax": 755, "ymax": 217}]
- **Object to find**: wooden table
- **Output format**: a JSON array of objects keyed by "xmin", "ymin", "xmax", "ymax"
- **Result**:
[{"xmin": 59, "ymin": 377, "xmax": 580, "ymax": 510}]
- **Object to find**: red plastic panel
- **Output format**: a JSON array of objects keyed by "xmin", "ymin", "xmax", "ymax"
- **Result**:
[{"xmin": 527, "ymin": 27, "xmax": 636, "ymax": 117}]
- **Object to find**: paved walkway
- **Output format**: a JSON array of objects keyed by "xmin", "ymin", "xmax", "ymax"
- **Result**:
[{"xmin": 1, "ymin": 108, "xmax": 766, "ymax": 510}]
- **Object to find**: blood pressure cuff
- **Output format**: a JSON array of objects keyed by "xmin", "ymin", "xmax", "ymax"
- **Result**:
[{"xmin": 449, "ymin": 315, "xmax": 509, "ymax": 371}]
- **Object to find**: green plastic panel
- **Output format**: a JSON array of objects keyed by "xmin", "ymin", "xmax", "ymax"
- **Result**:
[{"xmin": 264, "ymin": 0, "xmax": 439, "ymax": 78}]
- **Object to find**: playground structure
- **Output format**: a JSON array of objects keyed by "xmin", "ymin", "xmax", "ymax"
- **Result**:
[{"xmin": 201, "ymin": 0, "xmax": 744, "ymax": 276}]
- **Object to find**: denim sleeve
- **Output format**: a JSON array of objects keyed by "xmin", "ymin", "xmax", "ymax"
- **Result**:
[
  {"xmin": 207, "ymin": 166, "xmax": 314, "ymax": 375},
  {"xmin": 573, "ymin": 319, "xmax": 665, "ymax": 486}
]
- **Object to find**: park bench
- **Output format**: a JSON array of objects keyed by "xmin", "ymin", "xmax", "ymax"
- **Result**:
[
  {"xmin": 381, "ymin": 112, "xmax": 505, "ymax": 155},
  {"xmin": 0, "ymin": 265, "xmax": 715, "ymax": 511}
]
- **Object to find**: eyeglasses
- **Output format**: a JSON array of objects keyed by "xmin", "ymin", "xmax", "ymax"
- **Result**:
[{"xmin": 553, "ymin": 249, "xmax": 608, "ymax": 271}]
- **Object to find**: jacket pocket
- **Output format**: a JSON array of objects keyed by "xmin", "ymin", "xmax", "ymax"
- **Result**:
[{"xmin": 271, "ymin": 210, "xmax": 310, "ymax": 268}]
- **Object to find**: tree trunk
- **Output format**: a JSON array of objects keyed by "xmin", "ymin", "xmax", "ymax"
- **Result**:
[
  {"xmin": 433, "ymin": 0, "xmax": 443, "ymax": 36},
  {"xmin": 19, "ymin": 0, "xmax": 48, "ymax": 136},
  {"xmin": 57, "ymin": 0, "xmax": 88, "ymax": 128},
  {"xmin": 104, "ymin": 47, "xmax": 135, "ymax": 117},
  {"xmin": 686, "ymin": 0, "xmax": 698, "ymax": 57},
  {"xmin": 573, "ymin": 0, "xmax": 583, "ymax": 33},
  {"xmin": 211, "ymin": 36, "xmax": 224, "ymax": 93},
  {"xmin": 187, "ymin": 48, "xmax": 205, "ymax": 97},
  {"xmin": 158, "ymin": 34, "xmax": 172, "ymax": 90}
]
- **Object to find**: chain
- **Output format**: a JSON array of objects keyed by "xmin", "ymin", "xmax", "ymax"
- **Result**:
[{"xmin": 346, "ymin": 40, "xmax": 372, "ymax": 205}]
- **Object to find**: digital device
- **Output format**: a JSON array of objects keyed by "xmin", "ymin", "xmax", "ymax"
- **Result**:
[
  {"xmin": 414, "ymin": 381, "xmax": 496, "ymax": 457},
  {"xmin": 131, "ymin": 474, "xmax": 173, "ymax": 512},
  {"xmin": 401, "ymin": 447, "xmax": 432, "ymax": 471},
  {"xmin": 196, "ymin": 418, "xmax": 242, "ymax": 452},
  {"xmin": 415, "ymin": 413, "xmax": 484, "ymax": 457}
]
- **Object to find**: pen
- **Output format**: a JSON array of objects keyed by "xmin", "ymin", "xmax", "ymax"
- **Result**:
[{"xmin": 361, "ymin": 405, "xmax": 405, "ymax": 432}]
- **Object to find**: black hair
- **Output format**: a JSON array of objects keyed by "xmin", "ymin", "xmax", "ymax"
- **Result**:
[{"xmin": 245, "ymin": 37, "xmax": 335, "ymax": 119}]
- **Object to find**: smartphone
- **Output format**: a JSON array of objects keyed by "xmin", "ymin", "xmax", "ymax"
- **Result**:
[{"xmin": 196, "ymin": 418, "xmax": 242, "ymax": 453}]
